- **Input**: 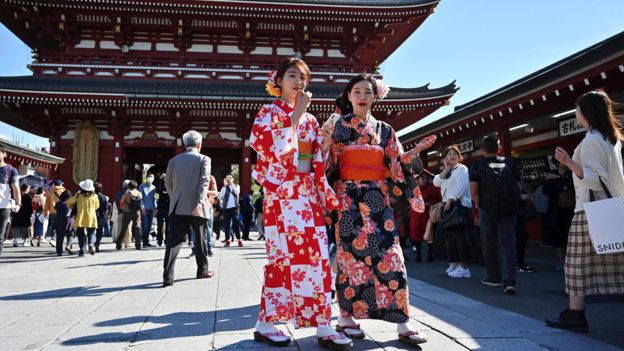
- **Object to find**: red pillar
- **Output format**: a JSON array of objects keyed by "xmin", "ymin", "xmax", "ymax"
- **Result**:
[
  {"xmin": 240, "ymin": 140, "xmax": 252, "ymax": 196},
  {"xmin": 112, "ymin": 133, "xmax": 124, "ymax": 198},
  {"xmin": 49, "ymin": 132, "xmax": 61, "ymax": 181},
  {"xmin": 498, "ymin": 127, "xmax": 512, "ymax": 158}
]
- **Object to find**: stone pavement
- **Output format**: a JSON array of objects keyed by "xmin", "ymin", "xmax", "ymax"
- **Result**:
[{"xmin": 0, "ymin": 239, "xmax": 620, "ymax": 351}]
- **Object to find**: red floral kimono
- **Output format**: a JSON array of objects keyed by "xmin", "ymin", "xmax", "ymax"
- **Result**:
[{"xmin": 250, "ymin": 99, "xmax": 340, "ymax": 328}]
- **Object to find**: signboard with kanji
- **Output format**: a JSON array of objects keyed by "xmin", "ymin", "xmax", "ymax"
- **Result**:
[
  {"xmin": 457, "ymin": 139, "xmax": 474, "ymax": 154},
  {"xmin": 559, "ymin": 117, "xmax": 586, "ymax": 137}
]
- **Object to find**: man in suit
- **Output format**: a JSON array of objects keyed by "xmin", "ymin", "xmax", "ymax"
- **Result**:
[{"xmin": 163, "ymin": 130, "xmax": 214, "ymax": 286}]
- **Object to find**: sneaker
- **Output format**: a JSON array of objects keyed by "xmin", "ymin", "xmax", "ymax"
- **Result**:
[
  {"xmin": 238, "ymin": 240, "xmax": 243, "ymax": 247},
  {"xmin": 448, "ymin": 266, "xmax": 471, "ymax": 278},
  {"xmin": 49, "ymin": 240, "xmax": 55, "ymax": 247},
  {"xmin": 445, "ymin": 263, "xmax": 458, "ymax": 274},
  {"xmin": 503, "ymin": 282, "xmax": 516, "ymax": 295},
  {"xmin": 224, "ymin": 240, "xmax": 231, "ymax": 247},
  {"xmin": 517, "ymin": 264, "xmax": 535, "ymax": 273},
  {"xmin": 66, "ymin": 246, "xmax": 74, "ymax": 255},
  {"xmin": 480, "ymin": 278, "xmax": 501, "ymax": 287},
  {"xmin": 88, "ymin": 245, "xmax": 95, "ymax": 255}
]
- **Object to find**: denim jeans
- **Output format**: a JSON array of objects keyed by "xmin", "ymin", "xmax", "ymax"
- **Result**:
[
  {"xmin": 76, "ymin": 227, "xmax": 96, "ymax": 254},
  {"xmin": 478, "ymin": 209, "xmax": 517, "ymax": 285},
  {"xmin": 141, "ymin": 209, "xmax": 155, "ymax": 244},
  {"xmin": 0, "ymin": 208, "xmax": 11, "ymax": 256}
]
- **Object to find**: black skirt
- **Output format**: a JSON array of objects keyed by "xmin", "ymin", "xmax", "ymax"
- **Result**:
[{"xmin": 434, "ymin": 221, "xmax": 479, "ymax": 263}]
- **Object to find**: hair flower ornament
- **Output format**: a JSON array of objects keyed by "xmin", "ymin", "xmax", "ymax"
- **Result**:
[
  {"xmin": 375, "ymin": 79, "xmax": 390, "ymax": 99},
  {"xmin": 266, "ymin": 70, "xmax": 281, "ymax": 97}
]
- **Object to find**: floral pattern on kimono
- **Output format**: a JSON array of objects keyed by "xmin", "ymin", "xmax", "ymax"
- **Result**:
[
  {"xmin": 326, "ymin": 113, "xmax": 424, "ymax": 323},
  {"xmin": 250, "ymin": 99, "xmax": 340, "ymax": 328}
]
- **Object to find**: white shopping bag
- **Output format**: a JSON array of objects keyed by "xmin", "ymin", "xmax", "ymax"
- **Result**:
[{"xmin": 584, "ymin": 196, "xmax": 624, "ymax": 254}]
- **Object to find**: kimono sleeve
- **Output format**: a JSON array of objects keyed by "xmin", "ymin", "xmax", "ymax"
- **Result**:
[
  {"xmin": 249, "ymin": 104, "xmax": 296, "ymax": 164},
  {"xmin": 310, "ymin": 117, "xmax": 340, "ymax": 211},
  {"xmin": 249, "ymin": 104, "xmax": 297, "ymax": 192},
  {"xmin": 383, "ymin": 123, "xmax": 425, "ymax": 213}
]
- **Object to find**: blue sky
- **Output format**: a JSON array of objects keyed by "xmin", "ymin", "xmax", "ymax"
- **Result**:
[{"xmin": 1, "ymin": 1, "xmax": 623, "ymax": 147}]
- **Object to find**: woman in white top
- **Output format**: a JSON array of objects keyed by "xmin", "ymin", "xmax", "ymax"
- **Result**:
[
  {"xmin": 546, "ymin": 90, "xmax": 624, "ymax": 332},
  {"xmin": 433, "ymin": 145, "xmax": 478, "ymax": 278}
]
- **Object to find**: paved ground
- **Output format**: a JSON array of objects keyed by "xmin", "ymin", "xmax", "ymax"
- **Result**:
[
  {"xmin": 402, "ymin": 242, "xmax": 624, "ymax": 348},
  {"xmin": 0, "ymin": 237, "xmax": 621, "ymax": 351}
]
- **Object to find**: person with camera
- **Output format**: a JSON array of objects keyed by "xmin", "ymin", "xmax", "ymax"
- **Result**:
[{"xmin": 219, "ymin": 175, "xmax": 242, "ymax": 247}]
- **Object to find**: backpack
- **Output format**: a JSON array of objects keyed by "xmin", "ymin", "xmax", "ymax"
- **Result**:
[
  {"xmin": 478, "ymin": 157, "xmax": 521, "ymax": 215},
  {"xmin": 97, "ymin": 193, "xmax": 108, "ymax": 218},
  {"xmin": 127, "ymin": 193, "xmax": 142, "ymax": 212}
]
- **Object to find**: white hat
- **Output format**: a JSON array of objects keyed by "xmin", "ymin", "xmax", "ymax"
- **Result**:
[{"xmin": 79, "ymin": 179, "xmax": 95, "ymax": 192}]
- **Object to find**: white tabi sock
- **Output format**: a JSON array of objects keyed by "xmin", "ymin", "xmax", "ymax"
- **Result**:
[
  {"xmin": 255, "ymin": 321, "xmax": 289, "ymax": 342},
  {"xmin": 316, "ymin": 325, "xmax": 351, "ymax": 345}
]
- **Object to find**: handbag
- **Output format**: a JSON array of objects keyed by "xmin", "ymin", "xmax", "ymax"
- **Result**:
[
  {"xmin": 440, "ymin": 202, "xmax": 470, "ymax": 230},
  {"xmin": 429, "ymin": 202, "xmax": 444, "ymax": 224},
  {"xmin": 429, "ymin": 187, "xmax": 446, "ymax": 224},
  {"xmin": 584, "ymin": 178, "xmax": 624, "ymax": 254}
]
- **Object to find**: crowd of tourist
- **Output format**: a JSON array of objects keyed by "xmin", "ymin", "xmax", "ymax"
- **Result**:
[{"xmin": 0, "ymin": 57, "xmax": 622, "ymax": 349}]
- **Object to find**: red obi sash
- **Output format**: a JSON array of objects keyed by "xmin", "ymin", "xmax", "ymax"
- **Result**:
[{"xmin": 339, "ymin": 145, "xmax": 387, "ymax": 181}]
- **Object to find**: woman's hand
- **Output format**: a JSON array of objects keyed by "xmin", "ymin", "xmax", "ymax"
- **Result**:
[
  {"xmin": 444, "ymin": 200, "xmax": 453, "ymax": 212},
  {"xmin": 554, "ymin": 147, "xmax": 571, "ymax": 166},
  {"xmin": 294, "ymin": 91, "xmax": 312, "ymax": 111}
]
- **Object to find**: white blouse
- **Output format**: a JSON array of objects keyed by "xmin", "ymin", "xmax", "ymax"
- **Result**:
[
  {"xmin": 433, "ymin": 163, "xmax": 473, "ymax": 208},
  {"xmin": 572, "ymin": 130, "xmax": 624, "ymax": 213}
]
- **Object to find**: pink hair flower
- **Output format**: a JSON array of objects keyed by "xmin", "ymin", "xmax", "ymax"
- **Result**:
[{"xmin": 375, "ymin": 79, "xmax": 390, "ymax": 99}]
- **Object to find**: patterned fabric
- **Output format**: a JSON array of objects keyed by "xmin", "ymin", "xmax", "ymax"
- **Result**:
[
  {"xmin": 565, "ymin": 211, "xmax": 624, "ymax": 296},
  {"xmin": 327, "ymin": 114, "xmax": 424, "ymax": 323},
  {"xmin": 250, "ymin": 99, "xmax": 340, "ymax": 328}
]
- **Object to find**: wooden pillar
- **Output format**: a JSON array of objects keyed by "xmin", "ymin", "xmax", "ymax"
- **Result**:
[
  {"xmin": 240, "ymin": 140, "xmax": 252, "ymax": 196},
  {"xmin": 498, "ymin": 126, "xmax": 512, "ymax": 158}
]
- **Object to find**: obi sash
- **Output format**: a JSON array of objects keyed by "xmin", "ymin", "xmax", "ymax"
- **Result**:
[
  {"xmin": 298, "ymin": 141, "xmax": 313, "ymax": 160},
  {"xmin": 339, "ymin": 145, "xmax": 387, "ymax": 181}
]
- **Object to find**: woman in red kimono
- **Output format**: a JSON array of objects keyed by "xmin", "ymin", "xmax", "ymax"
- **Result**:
[
  {"xmin": 249, "ymin": 58, "xmax": 352, "ymax": 350},
  {"xmin": 325, "ymin": 74, "xmax": 436, "ymax": 347},
  {"xmin": 409, "ymin": 172, "xmax": 441, "ymax": 262}
]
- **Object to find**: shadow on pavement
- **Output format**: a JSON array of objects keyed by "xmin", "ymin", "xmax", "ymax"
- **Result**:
[
  {"xmin": 0, "ymin": 281, "xmax": 182, "ymax": 300},
  {"xmin": 61, "ymin": 305, "xmax": 260, "ymax": 345},
  {"xmin": 65, "ymin": 258, "xmax": 163, "ymax": 269}
]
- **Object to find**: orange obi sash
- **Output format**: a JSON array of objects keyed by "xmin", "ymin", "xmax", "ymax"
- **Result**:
[
  {"xmin": 298, "ymin": 141, "xmax": 313, "ymax": 160},
  {"xmin": 339, "ymin": 145, "xmax": 387, "ymax": 181}
]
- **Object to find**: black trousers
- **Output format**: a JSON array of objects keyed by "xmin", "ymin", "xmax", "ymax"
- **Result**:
[
  {"xmin": 163, "ymin": 214, "xmax": 209, "ymax": 282},
  {"xmin": 156, "ymin": 211, "xmax": 169, "ymax": 245},
  {"xmin": 241, "ymin": 211, "xmax": 253, "ymax": 239},
  {"xmin": 222, "ymin": 207, "xmax": 241, "ymax": 241},
  {"xmin": 116, "ymin": 211, "xmax": 142, "ymax": 249}
]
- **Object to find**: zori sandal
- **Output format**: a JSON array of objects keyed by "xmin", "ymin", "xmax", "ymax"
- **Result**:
[
  {"xmin": 253, "ymin": 330, "xmax": 291, "ymax": 347},
  {"xmin": 398, "ymin": 330, "xmax": 428, "ymax": 346},
  {"xmin": 317, "ymin": 333, "xmax": 353, "ymax": 350},
  {"xmin": 335, "ymin": 324, "xmax": 366, "ymax": 339}
]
